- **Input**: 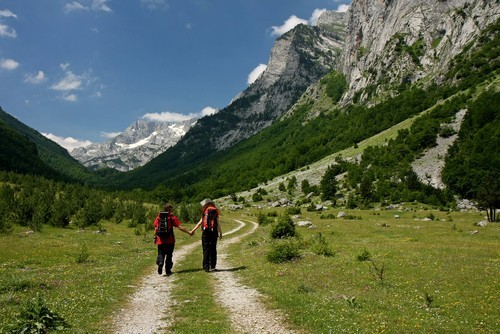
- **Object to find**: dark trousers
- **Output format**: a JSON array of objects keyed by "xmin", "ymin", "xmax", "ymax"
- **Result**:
[
  {"xmin": 157, "ymin": 243, "xmax": 175, "ymax": 272},
  {"xmin": 202, "ymin": 231, "xmax": 218, "ymax": 271}
]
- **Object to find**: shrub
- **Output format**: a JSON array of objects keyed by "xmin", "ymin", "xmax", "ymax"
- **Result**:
[
  {"xmin": 267, "ymin": 239, "xmax": 301, "ymax": 263},
  {"xmin": 310, "ymin": 233, "xmax": 335, "ymax": 257},
  {"xmin": 270, "ymin": 215, "xmax": 296, "ymax": 239},
  {"xmin": 357, "ymin": 249, "xmax": 372, "ymax": 261},
  {"xmin": 285, "ymin": 206, "xmax": 301, "ymax": 215},
  {"xmin": 75, "ymin": 243, "xmax": 90, "ymax": 264},
  {"xmin": 6, "ymin": 295, "xmax": 69, "ymax": 333},
  {"xmin": 257, "ymin": 212, "xmax": 273, "ymax": 226}
]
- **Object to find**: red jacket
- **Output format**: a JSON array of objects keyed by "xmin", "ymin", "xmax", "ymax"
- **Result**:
[{"xmin": 153, "ymin": 212, "xmax": 182, "ymax": 245}]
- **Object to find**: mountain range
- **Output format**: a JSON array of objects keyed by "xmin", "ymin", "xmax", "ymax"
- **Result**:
[
  {"xmin": 71, "ymin": 118, "xmax": 196, "ymax": 171},
  {"xmin": 1, "ymin": 0, "xmax": 498, "ymax": 206}
]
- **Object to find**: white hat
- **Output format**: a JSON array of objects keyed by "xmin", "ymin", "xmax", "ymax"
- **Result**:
[{"xmin": 200, "ymin": 198, "xmax": 213, "ymax": 207}]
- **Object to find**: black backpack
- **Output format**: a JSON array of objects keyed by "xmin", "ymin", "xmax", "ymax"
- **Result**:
[
  {"xmin": 202, "ymin": 208, "xmax": 218, "ymax": 232},
  {"xmin": 157, "ymin": 211, "xmax": 173, "ymax": 237}
]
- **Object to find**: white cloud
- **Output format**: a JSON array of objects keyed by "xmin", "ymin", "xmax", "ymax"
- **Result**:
[
  {"xmin": 64, "ymin": 0, "xmax": 112, "ymax": 13},
  {"xmin": 143, "ymin": 111, "xmax": 196, "ymax": 122},
  {"xmin": 200, "ymin": 106, "xmax": 217, "ymax": 117},
  {"xmin": 143, "ymin": 106, "xmax": 219, "ymax": 122},
  {"xmin": 270, "ymin": 4, "xmax": 350, "ymax": 36},
  {"xmin": 141, "ymin": 0, "xmax": 169, "ymax": 10},
  {"xmin": 101, "ymin": 131, "xmax": 121, "ymax": 139},
  {"xmin": 50, "ymin": 64, "xmax": 99, "ymax": 102},
  {"xmin": 0, "ymin": 23, "xmax": 16, "ymax": 38},
  {"xmin": 336, "ymin": 4, "xmax": 350, "ymax": 13},
  {"xmin": 247, "ymin": 64, "xmax": 267, "ymax": 85},
  {"xmin": 51, "ymin": 71, "xmax": 82, "ymax": 91},
  {"xmin": 0, "ymin": 9, "xmax": 17, "ymax": 19},
  {"xmin": 63, "ymin": 93, "xmax": 78, "ymax": 102},
  {"xmin": 271, "ymin": 15, "xmax": 308, "ymax": 36},
  {"xmin": 91, "ymin": 0, "xmax": 112, "ymax": 12},
  {"xmin": 43, "ymin": 133, "xmax": 92, "ymax": 152},
  {"xmin": 1, "ymin": 58, "xmax": 19, "ymax": 70},
  {"xmin": 64, "ymin": 1, "xmax": 88, "ymax": 13},
  {"xmin": 25, "ymin": 70, "xmax": 46, "ymax": 84},
  {"xmin": 310, "ymin": 9, "xmax": 327, "ymax": 26}
]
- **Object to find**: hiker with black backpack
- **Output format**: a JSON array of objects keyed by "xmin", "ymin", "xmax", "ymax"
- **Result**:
[
  {"xmin": 190, "ymin": 198, "xmax": 222, "ymax": 272},
  {"xmin": 153, "ymin": 203, "xmax": 193, "ymax": 275}
]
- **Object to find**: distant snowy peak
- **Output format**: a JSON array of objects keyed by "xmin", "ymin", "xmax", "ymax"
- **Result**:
[{"xmin": 71, "ymin": 118, "xmax": 196, "ymax": 171}]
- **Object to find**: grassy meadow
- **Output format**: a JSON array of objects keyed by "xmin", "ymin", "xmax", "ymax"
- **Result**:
[
  {"xmin": 0, "ymin": 207, "xmax": 498, "ymax": 333},
  {"xmin": 0, "ymin": 220, "xmax": 196, "ymax": 333},
  {"xmin": 224, "ymin": 206, "xmax": 499, "ymax": 333}
]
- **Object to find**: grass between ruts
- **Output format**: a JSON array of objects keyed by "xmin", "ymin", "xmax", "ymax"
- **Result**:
[
  {"xmin": 224, "ymin": 206, "xmax": 499, "ymax": 334},
  {"xmin": 167, "ymin": 217, "xmax": 241, "ymax": 334}
]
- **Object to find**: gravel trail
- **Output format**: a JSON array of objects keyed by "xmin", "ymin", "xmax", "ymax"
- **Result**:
[{"xmin": 212, "ymin": 220, "xmax": 296, "ymax": 334}]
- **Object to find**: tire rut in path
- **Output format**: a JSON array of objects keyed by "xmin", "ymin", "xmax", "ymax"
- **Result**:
[{"xmin": 212, "ymin": 220, "xmax": 296, "ymax": 334}]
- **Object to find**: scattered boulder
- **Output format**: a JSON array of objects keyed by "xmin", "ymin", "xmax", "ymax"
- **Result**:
[
  {"xmin": 315, "ymin": 204, "xmax": 325, "ymax": 211},
  {"xmin": 228, "ymin": 204, "xmax": 244, "ymax": 211},
  {"xmin": 337, "ymin": 211, "xmax": 346, "ymax": 218},
  {"xmin": 296, "ymin": 221, "xmax": 313, "ymax": 227}
]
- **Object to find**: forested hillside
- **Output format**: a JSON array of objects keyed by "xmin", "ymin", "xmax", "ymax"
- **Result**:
[{"xmin": 0, "ymin": 107, "xmax": 104, "ymax": 183}]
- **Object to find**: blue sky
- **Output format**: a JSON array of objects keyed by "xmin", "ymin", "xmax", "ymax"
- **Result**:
[{"xmin": 0, "ymin": 0, "xmax": 350, "ymax": 150}]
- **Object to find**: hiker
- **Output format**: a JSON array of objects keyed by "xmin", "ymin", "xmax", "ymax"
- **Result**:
[
  {"xmin": 190, "ymin": 198, "xmax": 222, "ymax": 272},
  {"xmin": 153, "ymin": 203, "xmax": 192, "ymax": 275}
]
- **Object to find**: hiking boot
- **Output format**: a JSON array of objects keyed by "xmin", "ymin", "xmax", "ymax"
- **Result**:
[
  {"xmin": 165, "ymin": 270, "xmax": 172, "ymax": 276},
  {"xmin": 158, "ymin": 265, "xmax": 163, "ymax": 275}
]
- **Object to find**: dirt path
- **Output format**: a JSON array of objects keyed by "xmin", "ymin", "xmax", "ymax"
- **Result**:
[
  {"xmin": 111, "ymin": 221, "xmax": 244, "ymax": 333},
  {"xmin": 212, "ymin": 220, "xmax": 296, "ymax": 334},
  {"xmin": 111, "ymin": 241, "xmax": 199, "ymax": 334}
]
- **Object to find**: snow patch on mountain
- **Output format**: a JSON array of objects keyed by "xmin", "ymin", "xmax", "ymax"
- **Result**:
[{"xmin": 71, "ymin": 118, "xmax": 196, "ymax": 171}]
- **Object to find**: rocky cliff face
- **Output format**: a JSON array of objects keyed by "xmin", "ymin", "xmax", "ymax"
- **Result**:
[
  {"xmin": 71, "ymin": 118, "xmax": 195, "ymax": 171},
  {"xmin": 341, "ymin": 0, "xmax": 499, "ymax": 103},
  {"xmin": 210, "ymin": 12, "xmax": 348, "ymax": 149}
]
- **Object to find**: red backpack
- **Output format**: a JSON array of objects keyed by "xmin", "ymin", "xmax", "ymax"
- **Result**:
[{"xmin": 202, "ymin": 207, "xmax": 218, "ymax": 232}]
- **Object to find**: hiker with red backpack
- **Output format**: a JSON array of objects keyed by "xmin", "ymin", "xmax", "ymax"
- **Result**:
[
  {"xmin": 190, "ymin": 199, "xmax": 222, "ymax": 272},
  {"xmin": 153, "ymin": 203, "xmax": 193, "ymax": 275}
]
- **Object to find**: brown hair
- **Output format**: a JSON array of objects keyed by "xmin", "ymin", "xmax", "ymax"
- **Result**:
[{"xmin": 163, "ymin": 203, "xmax": 173, "ymax": 212}]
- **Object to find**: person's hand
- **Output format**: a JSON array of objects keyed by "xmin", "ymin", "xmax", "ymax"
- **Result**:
[
  {"xmin": 189, "ymin": 230, "xmax": 194, "ymax": 236},
  {"xmin": 219, "ymin": 234, "xmax": 223, "ymax": 239}
]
